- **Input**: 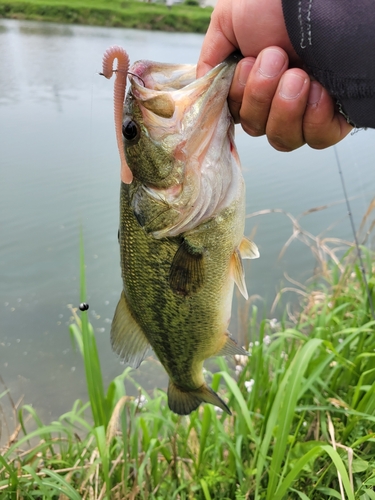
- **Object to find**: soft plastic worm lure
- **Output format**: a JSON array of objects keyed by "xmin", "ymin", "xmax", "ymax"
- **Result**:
[{"xmin": 101, "ymin": 46, "xmax": 133, "ymax": 184}]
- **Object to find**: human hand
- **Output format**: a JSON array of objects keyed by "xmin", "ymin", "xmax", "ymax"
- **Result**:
[
  {"xmin": 197, "ymin": 0, "xmax": 352, "ymax": 150},
  {"xmin": 228, "ymin": 48, "xmax": 353, "ymax": 151}
]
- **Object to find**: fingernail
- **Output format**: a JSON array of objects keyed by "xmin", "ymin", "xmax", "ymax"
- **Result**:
[
  {"xmin": 308, "ymin": 81, "xmax": 322, "ymax": 105},
  {"xmin": 259, "ymin": 49, "xmax": 286, "ymax": 78},
  {"xmin": 279, "ymin": 72, "xmax": 306, "ymax": 99},
  {"xmin": 238, "ymin": 59, "xmax": 255, "ymax": 86}
]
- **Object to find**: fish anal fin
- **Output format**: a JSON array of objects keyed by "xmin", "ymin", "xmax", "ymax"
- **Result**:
[
  {"xmin": 216, "ymin": 333, "xmax": 249, "ymax": 357},
  {"xmin": 168, "ymin": 381, "xmax": 231, "ymax": 415},
  {"xmin": 239, "ymin": 237, "xmax": 260, "ymax": 259},
  {"xmin": 169, "ymin": 240, "xmax": 205, "ymax": 296},
  {"xmin": 231, "ymin": 248, "xmax": 248, "ymax": 300},
  {"xmin": 111, "ymin": 291, "xmax": 150, "ymax": 368}
]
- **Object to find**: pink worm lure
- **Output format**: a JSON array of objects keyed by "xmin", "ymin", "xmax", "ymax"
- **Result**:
[{"xmin": 101, "ymin": 46, "xmax": 133, "ymax": 184}]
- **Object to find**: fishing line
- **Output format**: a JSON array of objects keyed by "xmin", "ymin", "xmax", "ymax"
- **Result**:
[{"xmin": 334, "ymin": 145, "xmax": 375, "ymax": 319}]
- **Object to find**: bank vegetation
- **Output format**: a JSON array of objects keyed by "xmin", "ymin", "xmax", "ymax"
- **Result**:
[
  {"xmin": 2, "ymin": 208, "xmax": 375, "ymax": 498},
  {"xmin": 0, "ymin": 0, "xmax": 212, "ymax": 33}
]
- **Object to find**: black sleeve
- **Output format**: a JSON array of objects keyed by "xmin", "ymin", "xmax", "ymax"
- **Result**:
[{"xmin": 282, "ymin": 0, "xmax": 375, "ymax": 128}]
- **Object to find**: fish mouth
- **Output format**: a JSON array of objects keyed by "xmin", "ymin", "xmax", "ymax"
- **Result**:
[
  {"xmin": 129, "ymin": 52, "xmax": 241, "ymax": 96},
  {"xmin": 127, "ymin": 53, "xmax": 242, "ymax": 153}
]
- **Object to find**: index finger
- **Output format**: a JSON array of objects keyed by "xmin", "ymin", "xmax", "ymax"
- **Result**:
[{"xmin": 196, "ymin": 7, "xmax": 237, "ymax": 77}]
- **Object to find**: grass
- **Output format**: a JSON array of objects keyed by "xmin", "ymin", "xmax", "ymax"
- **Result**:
[
  {"xmin": 0, "ymin": 0, "xmax": 213, "ymax": 33},
  {"xmin": 1, "ymin": 226, "xmax": 375, "ymax": 498}
]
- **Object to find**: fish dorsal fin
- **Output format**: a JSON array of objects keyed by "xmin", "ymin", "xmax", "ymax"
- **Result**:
[
  {"xmin": 239, "ymin": 237, "xmax": 260, "ymax": 259},
  {"xmin": 231, "ymin": 248, "xmax": 248, "ymax": 300},
  {"xmin": 169, "ymin": 240, "xmax": 205, "ymax": 296},
  {"xmin": 168, "ymin": 381, "xmax": 231, "ymax": 415},
  {"xmin": 216, "ymin": 334, "xmax": 249, "ymax": 357},
  {"xmin": 111, "ymin": 291, "xmax": 150, "ymax": 368}
]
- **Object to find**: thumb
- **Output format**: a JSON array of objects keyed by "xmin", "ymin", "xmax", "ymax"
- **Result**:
[{"xmin": 196, "ymin": 17, "xmax": 237, "ymax": 78}]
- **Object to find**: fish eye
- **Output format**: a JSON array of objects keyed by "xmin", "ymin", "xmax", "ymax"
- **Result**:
[{"xmin": 122, "ymin": 118, "xmax": 140, "ymax": 141}]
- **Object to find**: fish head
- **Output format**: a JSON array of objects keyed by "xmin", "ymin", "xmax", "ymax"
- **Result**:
[
  {"xmin": 122, "ymin": 64, "xmax": 183, "ymax": 188},
  {"xmin": 123, "ymin": 54, "xmax": 240, "ymax": 185},
  {"xmin": 123, "ymin": 53, "xmax": 243, "ymax": 236}
]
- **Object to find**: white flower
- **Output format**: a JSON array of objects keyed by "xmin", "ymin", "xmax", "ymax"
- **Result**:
[
  {"xmin": 244, "ymin": 379, "xmax": 255, "ymax": 393},
  {"xmin": 234, "ymin": 354, "xmax": 249, "ymax": 366},
  {"xmin": 269, "ymin": 318, "xmax": 279, "ymax": 330},
  {"xmin": 235, "ymin": 364, "xmax": 243, "ymax": 376},
  {"xmin": 134, "ymin": 394, "xmax": 147, "ymax": 408},
  {"xmin": 263, "ymin": 335, "xmax": 271, "ymax": 346}
]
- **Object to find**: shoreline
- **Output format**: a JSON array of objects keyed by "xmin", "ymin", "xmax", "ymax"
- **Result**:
[{"xmin": 0, "ymin": 0, "xmax": 213, "ymax": 33}]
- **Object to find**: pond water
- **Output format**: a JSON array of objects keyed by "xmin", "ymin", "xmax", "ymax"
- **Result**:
[{"xmin": 1, "ymin": 19, "xmax": 375, "ymax": 426}]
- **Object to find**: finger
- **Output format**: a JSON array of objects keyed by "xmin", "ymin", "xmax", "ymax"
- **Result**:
[
  {"xmin": 265, "ymin": 69, "xmax": 310, "ymax": 151},
  {"xmin": 196, "ymin": 1, "xmax": 236, "ymax": 78},
  {"xmin": 303, "ymin": 81, "xmax": 353, "ymax": 149},
  {"xmin": 237, "ymin": 47, "xmax": 289, "ymax": 136},
  {"xmin": 228, "ymin": 57, "xmax": 255, "ymax": 123}
]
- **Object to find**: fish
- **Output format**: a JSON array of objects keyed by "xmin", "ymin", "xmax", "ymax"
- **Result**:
[{"xmin": 101, "ymin": 47, "xmax": 259, "ymax": 415}]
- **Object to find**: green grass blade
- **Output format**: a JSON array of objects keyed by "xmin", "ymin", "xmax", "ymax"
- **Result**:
[
  {"xmin": 200, "ymin": 478, "xmax": 212, "ymax": 500},
  {"xmin": 22, "ymin": 465, "xmax": 51, "ymax": 497},
  {"xmin": 274, "ymin": 444, "xmax": 354, "ymax": 500},
  {"xmin": 78, "ymin": 231, "xmax": 109, "ymax": 429},
  {"xmin": 320, "ymin": 445, "xmax": 355, "ymax": 500},
  {"xmin": 257, "ymin": 338, "xmax": 322, "ymax": 500},
  {"xmin": 41, "ymin": 469, "xmax": 83, "ymax": 500},
  {"xmin": 95, "ymin": 425, "xmax": 110, "ymax": 497},
  {"xmin": 219, "ymin": 371, "xmax": 257, "ymax": 442},
  {"xmin": 272, "ymin": 338, "xmax": 323, "ymax": 481},
  {"xmin": 4, "ymin": 424, "xmax": 70, "ymax": 459},
  {"xmin": 289, "ymin": 489, "xmax": 311, "ymax": 500},
  {"xmin": 198, "ymin": 405, "xmax": 212, "ymax": 471},
  {"xmin": 316, "ymin": 487, "xmax": 344, "ymax": 499}
]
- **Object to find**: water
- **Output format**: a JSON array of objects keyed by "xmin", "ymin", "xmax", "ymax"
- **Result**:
[{"xmin": 1, "ymin": 19, "xmax": 375, "ymax": 425}]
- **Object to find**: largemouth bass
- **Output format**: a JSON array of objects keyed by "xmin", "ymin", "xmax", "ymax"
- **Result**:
[{"xmin": 102, "ymin": 47, "xmax": 259, "ymax": 415}]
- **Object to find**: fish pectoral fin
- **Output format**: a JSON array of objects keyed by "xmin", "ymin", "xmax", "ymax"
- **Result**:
[
  {"xmin": 111, "ymin": 291, "xmax": 150, "ymax": 368},
  {"xmin": 239, "ymin": 237, "xmax": 260, "ymax": 259},
  {"xmin": 216, "ymin": 334, "xmax": 249, "ymax": 357},
  {"xmin": 231, "ymin": 248, "xmax": 248, "ymax": 300},
  {"xmin": 169, "ymin": 240, "xmax": 205, "ymax": 296},
  {"xmin": 168, "ymin": 381, "xmax": 231, "ymax": 416}
]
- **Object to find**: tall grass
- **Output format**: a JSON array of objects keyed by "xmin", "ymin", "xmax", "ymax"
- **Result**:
[{"xmin": 1, "ymin": 235, "xmax": 375, "ymax": 498}]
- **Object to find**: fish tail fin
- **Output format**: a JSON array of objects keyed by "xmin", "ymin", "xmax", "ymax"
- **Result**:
[{"xmin": 167, "ymin": 381, "xmax": 231, "ymax": 416}]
